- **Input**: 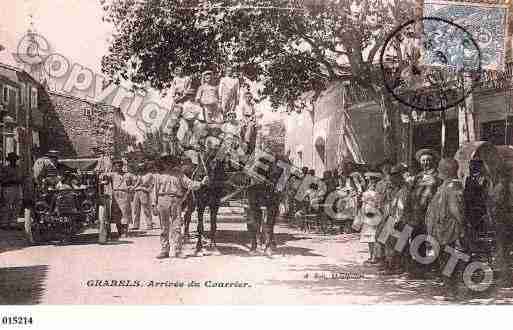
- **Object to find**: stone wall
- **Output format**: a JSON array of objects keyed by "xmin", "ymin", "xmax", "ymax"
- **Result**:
[{"xmin": 39, "ymin": 91, "xmax": 117, "ymax": 158}]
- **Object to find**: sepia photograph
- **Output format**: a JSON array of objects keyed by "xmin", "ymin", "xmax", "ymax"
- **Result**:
[{"xmin": 1, "ymin": 0, "xmax": 513, "ymax": 324}]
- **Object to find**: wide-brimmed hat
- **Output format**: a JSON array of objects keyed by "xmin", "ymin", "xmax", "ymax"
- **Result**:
[
  {"xmin": 202, "ymin": 70, "xmax": 213, "ymax": 76},
  {"xmin": 415, "ymin": 148, "xmax": 440, "ymax": 162},
  {"xmin": 6, "ymin": 152, "xmax": 19, "ymax": 161},
  {"xmin": 112, "ymin": 158, "xmax": 123, "ymax": 165},
  {"xmin": 46, "ymin": 150, "xmax": 59, "ymax": 158}
]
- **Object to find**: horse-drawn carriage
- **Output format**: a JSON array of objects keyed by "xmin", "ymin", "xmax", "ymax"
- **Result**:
[{"xmin": 24, "ymin": 158, "xmax": 110, "ymax": 245}]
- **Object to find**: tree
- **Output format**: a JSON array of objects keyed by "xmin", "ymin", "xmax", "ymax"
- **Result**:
[{"xmin": 101, "ymin": 0, "xmax": 418, "ymax": 161}]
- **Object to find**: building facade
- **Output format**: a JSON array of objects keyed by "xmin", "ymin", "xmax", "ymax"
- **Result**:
[
  {"xmin": 0, "ymin": 63, "xmax": 44, "ymax": 175},
  {"xmin": 285, "ymin": 81, "xmax": 384, "ymax": 175},
  {"xmin": 286, "ymin": 67, "xmax": 513, "ymax": 175}
]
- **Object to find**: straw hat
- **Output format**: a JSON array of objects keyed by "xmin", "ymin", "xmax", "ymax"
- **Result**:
[{"xmin": 415, "ymin": 148, "xmax": 440, "ymax": 162}]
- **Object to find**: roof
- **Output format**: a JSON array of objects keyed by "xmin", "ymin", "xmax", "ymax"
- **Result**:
[{"xmin": 0, "ymin": 62, "xmax": 42, "ymax": 87}]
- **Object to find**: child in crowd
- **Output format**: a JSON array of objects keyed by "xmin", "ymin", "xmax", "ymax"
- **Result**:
[{"xmin": 219, "ymin": 65, "xmax": 240, "ymax": 116}]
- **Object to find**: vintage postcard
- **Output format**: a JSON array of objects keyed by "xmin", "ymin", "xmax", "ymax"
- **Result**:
[{"xmin": 1, "ymin": 0, "xmax": 513, "ymax": 318}]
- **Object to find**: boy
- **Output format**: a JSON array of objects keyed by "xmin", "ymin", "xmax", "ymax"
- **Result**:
[
  {"xmin": 154, "ymin": 153, "xmax": 208, "ymax": 259},
  {"xmin": 196, "ymin": 70, "xmax": 222, "ymax": 124}
]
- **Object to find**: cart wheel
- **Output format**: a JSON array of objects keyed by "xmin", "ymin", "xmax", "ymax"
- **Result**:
[
  {"xmin": 98, "ymin": 204, "xmax": 108, "ymax": 244},
  {"xmin": 24, "ymin": 208, "xmax": 41, "ymax": 245}
]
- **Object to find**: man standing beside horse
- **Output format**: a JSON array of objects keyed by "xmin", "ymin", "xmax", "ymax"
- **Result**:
[{"xmin": 154, "ymin": 153, "xmax": 208, "ymax": 259}]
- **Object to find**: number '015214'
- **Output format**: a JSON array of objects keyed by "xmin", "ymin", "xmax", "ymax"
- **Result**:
[{"xmin": 2, "ymin": 316, "xmax": 33, "ymax": 325}]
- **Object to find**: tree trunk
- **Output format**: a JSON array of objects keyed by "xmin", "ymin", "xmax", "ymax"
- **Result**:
[
  {"xmin": 382, "ymin": 93, "xmax": 399, "ymax": 163},
  {"xmin": 458, "ymin": 75, "xmax": 480, "ymax": 147}
]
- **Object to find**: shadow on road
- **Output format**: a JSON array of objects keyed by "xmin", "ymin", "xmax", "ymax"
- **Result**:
[
  {"xmin": 266, "ymin": 262, "xmax": 450, "ymax": 304},
  {"xmin": 266, "ymin": 262, "xmax": 513, "ymax": 304},
  {"xmin": 0, "ymin": 229, "xmax": 28, "ymax": 255},
  {"xmin": 0, "ymin": 265, "xmax": 48, "ymax": 305}
]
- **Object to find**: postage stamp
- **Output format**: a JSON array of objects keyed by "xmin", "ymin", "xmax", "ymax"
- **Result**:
[{"xmin": 424, "ymin": 0, "xmax": 509, "ymax": 71}]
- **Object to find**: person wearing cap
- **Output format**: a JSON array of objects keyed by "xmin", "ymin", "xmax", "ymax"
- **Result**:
[
  {"xmin": 132, "ymin": 162, "xmax": 155, "ymax": 231},
  {"xmin": 103, "ymin": 158, "xmax": 136, "ymax": 238},
  {"xmin": 375, "ymin": 164, "xmax": 411, "ymax": 275},
  {"xmin": 196, "ymin": 70, "xmax": 222, "ymax": 123},
  {"xmin": 364, "ymin": 171, "xmax": 382, "ymax": 192},
  {"xmin": 425, "ymin": 158, "xmax": 466, "ymax": 290},
  {"xmin": 219, "ymin": 65, "xmax": 240, "ymax": 116},
  {"xmin": 409, "ymin": 148, "xmax": 442, "ymax": 275},
  {"xmin": 154, "ymin": 153, "xmax": 208, "ymax": 259},
  {"xmin": 176, "ymin": 88, "xmax": 206, "ymax": 151},
  {"xmin": 1, "ymin": 152, "xmax": 24, "ymax": 226},
  {"xmin": 33, "ymin": 150, "xmax": 60, "ymax": 187},
  {"xmin": 168, "ymin": 65, "xmax": 191, "ymax": 104}
]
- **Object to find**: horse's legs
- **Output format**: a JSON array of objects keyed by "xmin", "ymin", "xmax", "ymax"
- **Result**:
[
  {"xmin": 264, "ymin": 202, "xmax": 279, "ymax": 255},
  {"xmin": 208, "ymin": 203, "xmax": 219, "ymax": 248},
  {"xmin": 183, "ymin": 197, "xmax": 193, "ymax": 239},
  {"xmin": 195, "ymin": 205, "xmax": 205, "ymax": 253},
  {"xmin": 246, "ymin": 199, "xmax": 261, "ymax": 253}
]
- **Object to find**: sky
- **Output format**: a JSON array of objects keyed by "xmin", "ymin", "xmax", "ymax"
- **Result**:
[{"xmin": 0, "ymin": 0, "xmax": 285, "ymax": 139}]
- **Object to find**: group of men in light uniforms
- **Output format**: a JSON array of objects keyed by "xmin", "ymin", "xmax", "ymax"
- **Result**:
[{"xmin": 96, "ymin": 153, "xmax": 208, "ymax": 259}]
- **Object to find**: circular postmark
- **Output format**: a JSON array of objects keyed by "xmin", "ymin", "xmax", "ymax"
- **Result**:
[{"xmin": 380, "ymin": 17, "xmax": 482, "ymax": 112}]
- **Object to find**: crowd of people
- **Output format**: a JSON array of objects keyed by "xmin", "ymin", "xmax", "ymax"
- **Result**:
[
  {"xmin": 161, "ymin": 64, "xmax": 261, "ymax": 160},
  {"xmin": 291, "ymin": 148, "xmax": 490, "ymax": 290}
]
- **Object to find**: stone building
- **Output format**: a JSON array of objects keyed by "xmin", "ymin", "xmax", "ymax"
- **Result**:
[
  {"xmin": 38, "ymin": 90, "xmax": 126, "ymax": 159},
  {"xmin": 0, "ymin": 62, "xmax": 131, "ymax": 168}
]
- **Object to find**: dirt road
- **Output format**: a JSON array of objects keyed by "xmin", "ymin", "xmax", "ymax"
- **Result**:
[{"xmin": 1, "ymin": 214, "xmax": 513, "ymax": 305}]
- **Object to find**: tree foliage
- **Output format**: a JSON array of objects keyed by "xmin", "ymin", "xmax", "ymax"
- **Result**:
[{"xmin": 101, "ymin": 0, "xmax": 416, "ymax": 111}]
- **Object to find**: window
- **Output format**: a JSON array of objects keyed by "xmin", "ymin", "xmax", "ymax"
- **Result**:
[
  {"xmin": 30, "ymin": 87, "xmax": 37, "ymax": 108},
  {"xmin": 25, "ymin": 84, "xmax": 30, "ymax": 106},
  {"xmin": 19, "ymin": 83, "xmax": 25, "ymax": 106},
  {"xmin": 3, "ymin": 86, "xmax": 8, "ymax": 104}
]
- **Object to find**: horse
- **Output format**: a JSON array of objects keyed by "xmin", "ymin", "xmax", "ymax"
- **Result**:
[
  {"xmin": 245, "ymin": 153, "xmax": 290, "ymax": 256},
  {"xmin": 182, "ymin": 148, "xmax": 228, "ymax": 256}
]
